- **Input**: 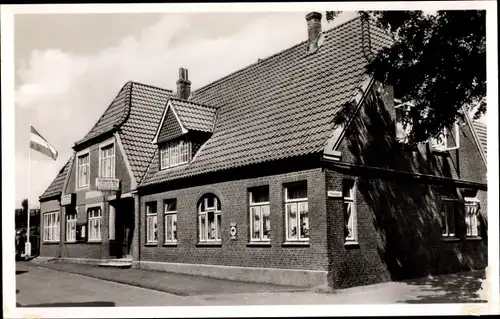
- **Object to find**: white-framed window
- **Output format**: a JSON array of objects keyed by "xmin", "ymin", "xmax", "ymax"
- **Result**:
[
  {"xmin": 441, "ymin": 201, "xmax": 456, "ymax": 237},
  {"xmin": 198, "ymin": 194, "xmax": 221, "ymax": 242},
  {"xmin": 249, "ymin": 186, "xmax": 271, "ymax": 242},
  {"xmin": 88, "ymin": 207, "xmax": 102, "ymax": 242},
  {"xmin": 43, "ymin": 211, "xmax": 60, "ymax": 242},
  {"xmin": 431, "ymin": 123, "xmax": 460, "ymax": 151},
  {"xmin": 164, "ymin": 199, "xmax": 177, "ymax": 243},
  {"xmin": 77, "ymin": 153, "xmax": 90, "ymax": 188},
  {"xmin": 160, "ymin": 139, "xmax": 191, "ymax": 170},
  {"xmin": 465, "ymin": 199, "xmax": 481, "ymax": 238},
  {"xmin": 66, "ymin": 212, "xmax": 77, "ymax": 242},
  {"xmin": 343, "ymin": 179, "xmax": 357, "ymax": 242},
  {"xmin": 395, "ymin": 101, "xmax": 413, "ymax": 143},
  {"xmin": 99, "ymin": 143, "xmax": 115, "ymax": 178},
  {"xmin": 284, "ymin": 182, "xmax": 309, "ymax": 241},
  {"xmin": 146, "ymin": 202, "xmax": 158, "ymax": 243}
]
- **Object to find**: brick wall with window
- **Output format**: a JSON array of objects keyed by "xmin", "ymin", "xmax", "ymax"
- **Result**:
[{"xmin": 140, "ymin": 167, "xmax": 329, "ymax": 271}]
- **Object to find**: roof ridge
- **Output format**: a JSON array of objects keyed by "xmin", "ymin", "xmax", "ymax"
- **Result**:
[
  {"xmin": 130, "ymin": 80, "xmax": 174, "ymax": 93},
  {"xmin": 192, "ymin": 16, "xmax": 362, "ymax": 97}
]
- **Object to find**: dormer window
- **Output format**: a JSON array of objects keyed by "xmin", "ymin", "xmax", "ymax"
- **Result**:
[{"xmin": 160, "ymin": 138, "xmax": 191, "ymax": 170}]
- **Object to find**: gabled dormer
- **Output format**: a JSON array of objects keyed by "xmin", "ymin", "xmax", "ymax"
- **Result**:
[{"xmin": 152, "ymin": 68, "xmax": 217, "ymax": 170}]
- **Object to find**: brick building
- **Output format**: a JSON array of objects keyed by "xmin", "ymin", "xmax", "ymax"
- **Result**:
[{"xmin": 38, "ymin": 13, "xmax": 488, "ymax": 289}]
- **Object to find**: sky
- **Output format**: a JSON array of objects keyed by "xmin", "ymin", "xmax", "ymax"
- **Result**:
[{"xmin": 13, "ymin": 11, "xmax": 359, "ymax": 208}]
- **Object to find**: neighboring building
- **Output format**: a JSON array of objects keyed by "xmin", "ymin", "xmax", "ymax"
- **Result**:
[{"xmin": 39, "ymin": 13, "xmax": 488, "ymax": 289}]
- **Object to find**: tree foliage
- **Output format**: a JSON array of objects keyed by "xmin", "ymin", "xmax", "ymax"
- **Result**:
[{"xmin": 327, "ymin": 11, "xmax": 486, "ymax": 144}]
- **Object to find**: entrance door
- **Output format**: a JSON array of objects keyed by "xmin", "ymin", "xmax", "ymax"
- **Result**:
[{"xmin": 109, "ymin": 198, "xmax": 134, "ymax": 259}]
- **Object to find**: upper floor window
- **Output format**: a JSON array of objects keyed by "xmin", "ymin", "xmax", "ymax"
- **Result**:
[
  {"xmin": 284, "ymin": 182, "xmax": 309, "ymax": 242},
  {"xmin": 160, "ymin": 139, "xmax": 191, "ymax": 170},
  {"xmin": 395, "ymin": 101, "xmax": 413, "ymax": 144},
  {"xmin": 100, "ymin": 143, "xmax": 115, "ymax": 178},
  {"xmin": 431, "ymin": 123, "xmax": 460, "ymax": 151},
  {"xmin": 249, "ymin": 186, "xmax": 271, "ymax": 242},
  {"xmin": 198, "ymin": 194, "xmax": 221, "ymax": 243},
  {"xmin": 77, "ymin": 153, "xmax": 90, "ymax": 188}
]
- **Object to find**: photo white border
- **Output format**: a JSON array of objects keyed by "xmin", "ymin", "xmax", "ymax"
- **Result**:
[{"xmin": 2, "ymin": 1, "xmax": 498, "ymax": 317}]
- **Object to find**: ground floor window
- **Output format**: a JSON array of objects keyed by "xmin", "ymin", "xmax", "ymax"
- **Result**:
[
  {"xmin": 146, "ymin": 202, "xmax": 158, "ymax": 243},
  {"xmin": 249, "ymin": 186, "xmax": 271, "ymax": 242},
  {"xmin": 164, "ymin": 199, "xmax": 177, "ymax": 243},
  {"xmin": 66, "ymin": 212, "xmax": 77, "ymax": 242},
  {"xmin": 88, "ymin": 207, "xmax": 102, "ymax": 242},
  {"xmin": 441, "ymin": 201, "xmax": 456, "ymax": 237},
  {"xmin": 284, "ymin": 182, "xmax": 309, "ymax": 241},
  {"xmin": 43, "ymin": 211, "xmax": 60, "ymax": 242},
  {"xmin": 465, "ymin": 200, "xmax": 481, "ymax": 238},
  {"xmin": 343, "ymin": 179, "xmax": 357, "ymax": 243},
  {"xmin": 198, "ymin": 194, "xmax": 221, "ymax": 242}
]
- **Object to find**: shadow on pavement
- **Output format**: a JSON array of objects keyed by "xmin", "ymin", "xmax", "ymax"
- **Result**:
[
  {"xmin": 20, "ymin": 301, "xmax": 116, "ymax": 307},
  {"xmin": 398, "ymin": 270, "xmax": 486, "ymax": 303},
  {"xmin": 16, "ymin": 270, "xmax": 28, "ymax": 275}
]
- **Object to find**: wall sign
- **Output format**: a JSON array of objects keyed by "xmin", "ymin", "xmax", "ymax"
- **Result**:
[
  {"xmin": 327, "ymin": 190, "xmax": 342, "ymax": 198},
  {"xmin": 61, "ymin": 193, "xmax": 74, "ymax": 206},
  {"xmin": 96, "ymin": 178, "xmax": 120, "ymax": 191},
  {"xmin": 230, "ymin": 223, "xmax": 237, "ymax": 240}
]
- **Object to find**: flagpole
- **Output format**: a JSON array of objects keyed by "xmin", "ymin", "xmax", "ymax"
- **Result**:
[{"xmin": 26, "ymin": 126, "xmax": 32, "ymax": 258}]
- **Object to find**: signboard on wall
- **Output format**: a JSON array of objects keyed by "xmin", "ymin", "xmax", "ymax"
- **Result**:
[
  {"xmin": 61, "ymin": 193, "xmax": 74, "ymax": 206},
  {"xmin": 96, "ymin": 178, "xmax": 120, "ymax": 191}
]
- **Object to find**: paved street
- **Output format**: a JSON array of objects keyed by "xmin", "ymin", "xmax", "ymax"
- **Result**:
[{"xmin": 15, "ymin": 261, "xmax": 487, "ymax": 307}]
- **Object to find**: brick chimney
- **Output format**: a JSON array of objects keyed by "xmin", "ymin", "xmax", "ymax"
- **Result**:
[
  {"xmin": 305, "ymin": 12, "xmax": 323, "ymax": 53},
  {"xmin": 176, "ymin": 67, "xmax": 191, "ymax": 100}
]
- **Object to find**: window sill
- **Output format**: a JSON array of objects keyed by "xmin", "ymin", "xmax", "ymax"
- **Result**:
[
  {"xmin": 344, "ymin": 241, "xmax": 360, "ymax": 249},
  {"xmin": 441, "ymin": 237, "xmax": 460, "ymax": 242},
  {"xmin": 282, "ymin": 241, "xmax": 310, "ymax": 247},
  {"xmin": 65, "ymin": 241, "xmax": 78, "ymax": 244},
  {"xmin": 247, "ymin": 242, "xmax": 271, "ymax": 247},
  {"xmin": 196, "ymin": 242, "xmax": 222, "ymax": 247},
  {"xmin": 163, "ymin": 242, "xmax": 178, "ymax": 247},
  {"xmin": 42, "ymin": 241, "xmax": 60, "ymax": 245},
  {"xmin": 465, "ymin": 236, "xmax": 482, "ymax": 241},
  {"xmin": 145, "ymin": 242, "xmax": 158, "ymax": 247}
]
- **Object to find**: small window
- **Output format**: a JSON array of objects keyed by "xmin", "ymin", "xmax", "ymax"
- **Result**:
[
  {"xmin": 160, "ymin": 139, "xmax": 191, "ymax": 170},
  {"xmin": 441, "ymin": 201, "xmax": 456, "ymax": 237},
  {"xmin": 77, "ymin": 153, "xmax": 90, "ymax": 188},
  {"xmin": 198, "ymin": 194, "xmax": 221, "ymax": 243},
  {"xmin": 100, "ymin": 143, "xmax": 115, "ymax": 178},
  {"xmin": 249, "ymin": 186, "xmax": 271, "ymax": 242},
  {"xmin": 164, "ymin": 199, "xmax": 177, "ymax": 243},
  {"xmin": 431, "ymin": 123, "xmax": 460, "ymax": 151},
  {"xmin": 284, "ymin": 182, "xmax": 309, "ymax": 242},
  {"xmin": 66, "ymin": 211, "xmax": 77, "ymax": 242},
  {"xmin": 146, "ymin": 203, "xmax": 158, "ymax": 244},
  {"xmin": 465, "ymin": 199, "xmax": 481, "ymax": 238},
  {"xmin": 395, "ymin": 102, "xmax": 413, "ymax": 143},
  {"xmin": 343, "ymin": 179, "xmax": 357, "ymax": 243},
  {"xmin": 88, "ymin": 207, "xmax": 102, "ymax": 242},
  {"xmin": 43, "ymin": 211, "xmax": 60, "ymax": 242}
]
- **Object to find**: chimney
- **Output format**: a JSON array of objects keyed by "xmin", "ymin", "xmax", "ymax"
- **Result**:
[
  {"xmin": 176, "ymin": 67, "xmax": 191, "ymax": 100},
  {"xmin": 305, "ymin": 11, "xmax": 323, "ymax": 53}
]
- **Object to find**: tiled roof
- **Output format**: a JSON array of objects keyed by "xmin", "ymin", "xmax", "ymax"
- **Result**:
[
  {"xmin": 170, "ymin": 98, "xmax": 217, "ymax": 133},
  {"xmin": 118, "ymin": 82, "xmax": 174, "ymax": 182},
  {"xmin": 141, "ymin": 17, "xmax": 393, "ymax": 186},
  {"xmin": 75, "ymin": 82, "xmax": 132, "ymax": 146},
  {"xmin": 157, "ymin": 106, "xmax": 185, "ymax": 143},
  {"xmin": 473, "ymin": 121, "xmax": 487, "ymax": 155},
  {"xmin": 39, "ymin": 157, "xmax": 73, "ymax": 200}
]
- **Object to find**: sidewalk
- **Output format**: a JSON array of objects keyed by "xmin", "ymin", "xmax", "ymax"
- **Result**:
[{"xmin": 30, "ymin": 260, "xmax": 308, "ymax": 296}]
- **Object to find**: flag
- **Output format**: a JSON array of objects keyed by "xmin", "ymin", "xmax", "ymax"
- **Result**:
[{"xmin": 30, "ymin": 125, "xmax": 58, "ymax": 160}]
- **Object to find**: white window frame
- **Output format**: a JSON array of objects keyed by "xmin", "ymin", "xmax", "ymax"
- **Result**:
[
  {"xmin": 87, "ymin": 207, "xmax": 102, "ymax": 242},
  {"xmin": 66, "ymin": 212, "xmax": 77, "ymax": 242},
  {"xmin": 441, "ymin": 201, "xmax": 456, "ymax": 238},
  {"xmin": 249, "ymin": 187, "xmax": 271, "ymax": 242},
  {"xmin": 76, "ymin": 150, "xmax": 90, "ymax": 189},
  {"xmin": 164, "ymin": 200, "xmax": 178, "ymax": 244},
  {"xmin": 284, "ymin": 183, "xmax": 309, "ymax": 242},
  {"xmin": 146, "ymin": 203, "xmax": 158, "ymax": 244},
  {"xmin": 43, "ymin": 211, "xmax": 60, "ymax": 242},
  {"xmin": 431, "ymin": 123, "xmax": 460, "ymax": 151},
  {"xmin": 160, "ymin": 139, "xmax": 191, "ymax": 170},
  {"xmin": 98, "ymin": 140, "xmax": 115, "ymax": 178},
  {"xmin": 465, "ymin": 198, "xmax": 481, "ymax": 238},
  {"xmin": 395, "ymin": 102, "xmax": 413, "ymax": 144},
  {"xmin": 343, "ymin": 179, "xmax": 358, "ymax": 243},
  {"xmin": 198, "ymin": 195, "xmax": 221, "ymax": 243}
]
